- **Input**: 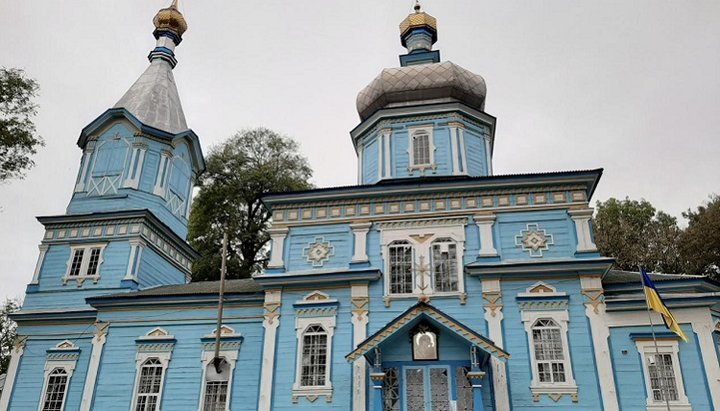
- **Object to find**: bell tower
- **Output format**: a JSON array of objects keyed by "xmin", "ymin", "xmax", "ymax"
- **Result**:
[
  {"xmin": 353, "ymin": 3, "xmax": 496, "ymax": 185},
  {"xmin": 22, "ymin": 1, "xmax": 203, "ymax": 311}
]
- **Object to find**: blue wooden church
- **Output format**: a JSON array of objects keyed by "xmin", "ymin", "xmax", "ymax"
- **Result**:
[{"xmin": 2, "ymin": 2, "xmax": 719, "ymax": 411}]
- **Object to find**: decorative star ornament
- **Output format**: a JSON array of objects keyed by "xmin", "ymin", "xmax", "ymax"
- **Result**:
[
  {"xmin": 304, "ymin": 237, "xmax": 335, "ymax": 267},
  {"xmin": 515, "ymin": 223, "xmax": 554, "ymax": 257}
]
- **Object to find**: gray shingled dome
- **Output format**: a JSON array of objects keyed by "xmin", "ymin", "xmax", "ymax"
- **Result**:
[{"xmin": 356, "ymin": 61, "xmax": 487, "ymax": 121}]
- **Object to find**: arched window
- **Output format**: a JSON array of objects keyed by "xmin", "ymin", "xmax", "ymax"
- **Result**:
[
  {"xmin": 388, "ymin": 240, "xmax": 413, "ymax": 294},
  {"xmin": 411, "ymin": 130, "xmax": 431, "ymax": 166},
  {"xmin": 40, "ymin": 368, "xmax": 69, "ymax": 411},
  {"xmin": 134, "ymin": 358, "xmax": 165, "ymax": 411},
  {"xmin": 300, "ymin": 325, "xmax": 329, "ymax": 387},
  {"xmin": 432, "ymin": 238, "xmax": 458, "ymax": 292},
  {"xmin": 531, "ymin": 319, "xmax": 566, "ymax": 383},
  {"xmin": 202, "ymin": 359, "xmax": 231, "ymax": 411},
  {"xmin": 87, "ymin": 137, "xmax": 130, "ymax": 196}
]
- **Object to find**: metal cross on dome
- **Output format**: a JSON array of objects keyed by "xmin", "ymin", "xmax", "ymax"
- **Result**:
[{"xmin": 515, "ymin": 223, "xmax": 554, "ymax": 257}]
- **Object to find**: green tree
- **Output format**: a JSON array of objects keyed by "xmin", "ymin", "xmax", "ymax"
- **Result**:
[
  {"xmin": 680, "ymin": 195, "xmax": 720, "ymax": 278},
  {"xmin": 188, "ymin": 128, "xmax": 313, "ymax": 281},
  {"xmin": 0, "ymin": 68, "xmax": 43, "ymax": 181},
  {"xmin": 0, "ymin": 298, "xmax": 20, "ymax": 374},
  {"xmin": 593, "ymin": 197, "xmax": 683, "ymax": 273}
]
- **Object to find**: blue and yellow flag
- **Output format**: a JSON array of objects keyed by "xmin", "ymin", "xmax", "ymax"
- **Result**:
[{"xmin": 641, "ymin": 267, "xmax": 688, "ymax": 342}]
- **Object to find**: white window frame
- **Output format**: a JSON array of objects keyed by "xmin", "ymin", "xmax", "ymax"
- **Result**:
[
  {"xmin": 63, "ymin": 243, "xmax": 107, "ymax": 286},
  {"xmin": 38, "ymin": 361, "xmax": 75, "ymax": 411},
  {"xmin": 521, "ymin": 310, "xmax": 578, "ymax": 398},
  {"xmin": 380, "ymin": 224, "xmax": 465, "ymax": 299},
  {"xmin": 635, "ymin": 339, "xmax": 691, "ymax": 411},
  {"xmin": 131, "ymin": 353, "xmax": 171, "ymax": 411},
  {"xmin": 407, "ymin": 125, "xmax": 436, "ymax": 174},
  {"xmin": 123, "ymin": 142, "xmax": 148, "ymax": 189},
  {"xmin": 198, "ymin": 350, "xmax": 238, "ymax": 411},
  {"xmin": 292, "ymin": 316, "xmax": 335, "ymax": 400},
  {"xmin": 153, "ymin": 150, "xmax": 173, "ymax": 198}
]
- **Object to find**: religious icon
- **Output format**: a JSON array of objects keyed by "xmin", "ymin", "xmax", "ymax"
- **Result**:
[{"xmin": 412, "ymin": 329, "xmax": 438, "ymax": 360}]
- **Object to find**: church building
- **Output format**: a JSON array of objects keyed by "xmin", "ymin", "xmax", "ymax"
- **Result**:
[{"xmin": 2, "ymin": 2, "xmax": 719, "ymax": 410}]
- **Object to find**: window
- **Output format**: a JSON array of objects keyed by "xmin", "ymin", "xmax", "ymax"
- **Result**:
[
  {"xmin": 531, "ymin": 319, "xmax": 566, "ymax": 383},
  {"xmin": 202, "ymin": 360, "xmax": 230, "ymax": 411},
  {"xmin": 383, "ymin": 368, "xmax": 400, "ymax": 411},
  {"xmin": 40, "ymin": 368, "xmax": 69, "ymax": 411},
  {"xmin": 389, "ymin": 241, "xmax": 413, "ymax": 294},
  {"xmin": 635, "ymin": 339, "xmax": 691, "ymax": 411},
  {"xmin": 300, "ymin": 325, "xmax": 329, "ymax": 387},
  {"xmin": 521, "ymin": 310, "xmax": 577, "ymax": 400},
  {"xmin": 456, "ymin": 367, "xmax": 474, "ymax": 411},
  {"xmin": 412, "ymin": 131, "xmax": 431, "ymax": 166},
  {"xmin": 380, "ymin": 224, "xmax": 466, "ymax": 299},
  {"xmin": 64, "ymin": 245, "xmax": 105, "ymax": 285},
  {"xmin": 432, "ymin": 239, "xmax": 458, "ymax": 292},
  {"xmin": 134, "ymin": 358, "xmax": 165, "ymax": 411}
]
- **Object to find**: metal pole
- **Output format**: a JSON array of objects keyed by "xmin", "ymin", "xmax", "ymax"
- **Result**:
[
  {"xmin": 641, "ymin": 270, "xmax": 671, "ymax": 411},
  {"xmin": 213, "ymin": 232, "xmax": 228, "ymax": 373}
]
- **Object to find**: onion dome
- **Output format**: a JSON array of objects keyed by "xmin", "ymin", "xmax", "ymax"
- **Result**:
[
  {"xmin": 153, "ymin": 0, "xmax": 187, "ymax": 43},
  {"xmin": 399, "ymin": 2, "xmax": 438, "ymax": 52}
]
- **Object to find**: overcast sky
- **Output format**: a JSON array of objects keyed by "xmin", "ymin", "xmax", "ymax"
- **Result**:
[{"xmin": 1, "ymin": 1, "xmax": 718, "ymax": 301}]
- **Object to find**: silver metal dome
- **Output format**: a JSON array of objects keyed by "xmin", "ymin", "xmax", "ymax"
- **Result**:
[{"xmin": 356, "ymin": 61, "xmax": 487, "ymax": 121}]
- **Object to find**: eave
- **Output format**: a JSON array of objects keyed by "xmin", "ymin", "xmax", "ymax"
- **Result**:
[
  {"xmin": 253, "ymin": 267, "xmax": 381, "ymax": 287},
  {"xmin": 466, "ymin": 257, "xmax": 614, "ymax": 278}
]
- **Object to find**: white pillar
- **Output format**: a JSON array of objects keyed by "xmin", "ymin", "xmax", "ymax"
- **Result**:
[
  {"xmin": 124, "ymin": 239, "xmax": 144, "ymax": 281},
  {"xmin": 569, "ymin": 209, "xmax": 597, "ymax": 252},
  {"xmin": 350, "ymin": 223, "xmax": 372, "ymax": 263},
  {"xmin": 357, "ymin": 144, "xmax": 364, "ymax": 185},
  {"xmin": 75, "ymin": 143, "xmax": 95, "ymax": 192},
  {"xmin": 267, "ymin": 228, "xmax": 289, "ymax": 268},
  {"xmin": 30, "ymin": 244, "xmax": 49, "ymax": 284},
  {"xmin": 258, "ymin": 289, "xmax": 282, "ymax": 411},
  {"xmin": 579, "ymin": 276, "xmax": 619, "ymax": 411},
  {"xmin": 382, "ymin": 128, "xmax": 392, "ymax": 178},
  {"xmin": 351, "ymin": 284, "xmax": 369, "ymax": 411},
  {"xmin": 449, "ymin": 123, "xmax": 460, "ymax": 175},
  {"xmin": 80, "ymin": 322, "xmax": 109, "ymax": 411},
  {"xmin": 692, "ymin": 313, "xmax": 720, "ymax": 409},
  {"xmin": 481, "ymin": 279, "xmax": 509, "ymax": 410},
  {"xmin": 484, "ymin": 137, "xmax": 493, "ymax": 175},
  {"xmin": 475, "ymin": 214, "xmax": 498, "ymax": 257},
  {"xmin": 0, "ymin": 336, "xmax": 26, "ymax": 410}
]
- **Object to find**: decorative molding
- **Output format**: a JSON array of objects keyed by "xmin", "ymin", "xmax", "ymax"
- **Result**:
[
  {"xmin": 581, "ymin": 287, "xmax": 605, "ymax": 314},
  {"xmin": 482, "ymin": 291, "xmax": 503, "ymax": 317},
  {"xmin": 303, "ymin": 237, "xmax": 335, "ymax": 267},
  {"xmin": 375, "ymin": 217, "xmax": 468, "ymax": 230},
  {"xmin": 350, "ymin": 222, "xmax": 372, "ymax": 263},
  {"xmin": 267, "ymin": 227, "xmax": 289, "ymax": 268},
  {"xmin": 81, "ymin": 322, "xmax": 110, "ymax": 411},
  {"xmin": 514, "ymin": 223, "xmax": 554, "ymax": 257},
  {"xmin": 350, "ymin": 284, "xmax": 369, "ymax": 411},
  {"xmin": 258, "ymin": 289, "xmax": 282, "ymax": 411},
  {"xmin": 518, "ymin": 300, "xmax": 569, "ymax": 310}
]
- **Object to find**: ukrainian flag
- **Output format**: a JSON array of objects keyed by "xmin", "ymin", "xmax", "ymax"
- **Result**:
[{"xmin": 641, "ymin": 267, "xmax": 689, "ymax": 342}]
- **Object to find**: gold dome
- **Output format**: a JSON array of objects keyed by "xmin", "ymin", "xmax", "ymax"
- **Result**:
[
  {"xmin": 399, "ymin": 5, "xmax": 437, "ymax": 38},
  {"xmin": 153, "ymin": 0, "xmax": 187, "ymax": 38}
]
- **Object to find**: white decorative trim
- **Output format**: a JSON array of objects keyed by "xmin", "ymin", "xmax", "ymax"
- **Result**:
[
  {"xmin": 38, "ymin": 359, "xmax": 77, "ymax": 411},
  {"xmin": 130, "ymin": 351, "xmax": 172, "ymax": 411},
  {"xmin": 0, "ymin": 336, "xmax": 26, "ymax": 410},
  {"xmin": 350, "ymin": 222, "xmax": 372, "ymax": 263},
  {"xmin": 350, "ymin": 284, "xmax": 369, "ymax": 411},
  {"xmin": 267, "ymin": 228, "xmax": 289, "ymax": 269},
  {"xmin": 75, "ymin": 146, "xmax": 94, "ymax": 192},
  {"xmin": 691, "ymin": 313, "xmax": 720, "ymax": 410},
  {"xmin": 124, "ymin": 239, "xmax": 145, "ymax": 281},
  {"xmin": 449, "ymin": 125, "xmax": 460, "ymax": 175},
  {"xmin": 153, "ymin": 150, "xmax": 173, "ymax": 198},
  {"xmin": 518, "ymin": 281, "xmax": 567, "ymax": 298},
  {"xmin": 407, "ymin": 124, "xmax": 436, "ymax": 175},
  {"xmin": 63, "ymin": 243, "xmax": 107, "ymax": 286},
  {"xmin": 383, "ymin": 128, "xmax": 392, "ymax": 178},
  {"xmin": 458, "ymin": 126, "xmax": 468, "ymax": 175},
  {"xmin": 357, "ymin": 143, "xmax": 364, "ymax": 185},
  {"xmin": 521, "ymin": 310, "xmax": 578, "ymax": 400},
  {"xmin": 635, "ymin": 339, "xmax": 691, "ymax": 411},
  {"xmin": 197, "ymin": 348, "xmax": 240, "ymax": 411},
  {"xmin": 80, "ymin": 322, "xmax": 109, "ymax": 411},
  {"xmin": 123, "ymin": 143, "xmax": 147, "ymax": 189},
  {"xmin": 514, "ymin": 223, "xmax": 554, "ymax": 257},
  {"xmin": 579, "ymin": 276, "xmax": 618, "ymax": 411},
  {"xmin": 474, "ymin": 214, "xmax": 497, "ymax": 257},
  {"xmin": 258, "ymin": 290, "xmax": 281, "ymax": 411},
  {"xmin": 569, "ymin": 209, "xmax": 597, "ymax": 252},
  {"xmin": 481, "ymin": 279, "xmax": 510, "ymax": 410},
  {"xmin": 292, "ymin": 314, "xmax": 336, "ymax": 403},
  {"xmin": 31, "ymin": 244, "xmax": 50, "ymax": 284},
  {"xmin": 484, "ymin": 136, "xmax": 493, "ymax": 175},
  {"xmin": 303, "ymin": 237, "xmax": 335, "ymax": 267}
]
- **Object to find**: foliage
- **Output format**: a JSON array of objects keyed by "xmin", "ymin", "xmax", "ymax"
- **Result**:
[
  {"xmin": 679, "ymin": 195, "xmax": 720, "ymax": 278},
  {"xmin": 593, "ymin": 197, "xmax": 683, "ymax": 273},
  {"xmin": 188, "ymin": 128, "xmax": 313, "ymax": 281},
  {"xmin": 0, "ymin": 298, "xmax": 20, "ymax": 375},
  {"xmin": 0, "ymin": 68, "xmax": 43, "ymax": 181}
]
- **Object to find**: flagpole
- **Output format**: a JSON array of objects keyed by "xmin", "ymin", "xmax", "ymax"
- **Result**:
[
  {"xmin": 641, "ymin": 268, "xmax": 671, "ymax": 411},
  {"xmin": 213, "ymin": 232, "xmax": 228, "ymax": 373}
]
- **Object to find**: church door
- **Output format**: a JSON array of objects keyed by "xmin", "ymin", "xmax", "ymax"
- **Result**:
[{"xmin": 403, "ymin": 366, "xmax": 451, "ymax": 411}]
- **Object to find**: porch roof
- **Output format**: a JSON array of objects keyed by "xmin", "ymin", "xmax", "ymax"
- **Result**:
[{"xmin": 345, "ymin": 301, "xmax": 509, "ymax": 363}]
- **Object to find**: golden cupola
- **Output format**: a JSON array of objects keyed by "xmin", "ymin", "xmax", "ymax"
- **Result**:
[{"xmin": 153, "ymin": 0, "xmax": 188, "ymax": 43}]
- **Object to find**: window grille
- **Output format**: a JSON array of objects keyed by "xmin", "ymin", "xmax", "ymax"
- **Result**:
[
  {"xmin": 135, "ymin": 358, "xmax": 164, "ymax": 411},
  {"xmin": 300, "ymin": 325, "xmax": 328, "ymax": 387},
  {"xmin": 41, "ymin": 368, "xmax": 68, "ymax": 411},
  {"xmin": 432, "ymin": 239, "xmax": 458, "ymax": 292},
  {"xmin": 68, "ymin": 249, "xmax": 84, "ymax": 277},
  {"xmin": 86, "ymin": 248, "xmax": 102, "ymax": 276},
  {"xmin": 202, "ymin": 359, "xmax": 230, "ymax": 411},
  {"xmin": 455, "ymin": 367, "xmax": 474, "ymax": 411},
  {"xmin": 647, "ymin": 353, "xmax": 679, "ymax": 402},
  {"xmin": 389, "ymin": 241, "xmax": 413, "ymax": 294},
  {"xmin": 412, "ymin": 131, "xmax": 431, "ymax": 166},
  {"xmin": 383, "ymin": 368, "xmax": 400, "ymax": 411},
  {"xmin": 429, "ymin": 367, "xmax": 450, "ymax": 411},
  {"xmin": 531, "ymin": 319, "xmax": 566, "ymax": 383}
]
